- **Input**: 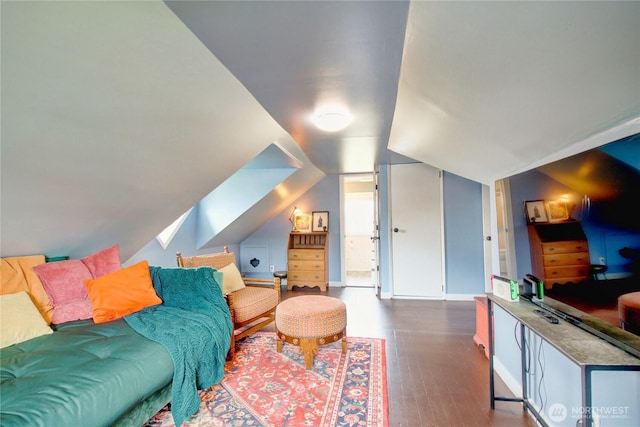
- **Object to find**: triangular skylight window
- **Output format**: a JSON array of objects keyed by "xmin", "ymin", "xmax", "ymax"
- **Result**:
[{"xmin": 156, "ymin": 208, "xmax": 192, "ymax": 250}]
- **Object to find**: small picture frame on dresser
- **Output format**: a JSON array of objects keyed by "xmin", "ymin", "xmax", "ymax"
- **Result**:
[
  {"xmin": 524, "ymin": 200, "xmax": 548, "ymax": 224},
  {"xmin": 547, "ymin": 201, "xmax": 569, "ymax": 222},
  {"xmin": 312, "ymin": 211, "xmax": 329, "ymax": 232},
  {"xmin": 295, "ymin": 214, "xmax": 311, "ymax": 232}
]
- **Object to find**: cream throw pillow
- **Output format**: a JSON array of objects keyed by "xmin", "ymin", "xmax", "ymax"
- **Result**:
[
  {"xmin": 1, "ymin": 291, "xmax": 53, "ymax": 348},
  {"xmin": 218, "ymin": 263, "xmax": 246, "ymax": 295}
]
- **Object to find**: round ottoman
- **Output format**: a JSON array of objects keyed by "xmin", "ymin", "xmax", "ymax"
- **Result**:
[
  {"xmin": 618, "ymin": 292, "xmax": 640, "ymax": 335},
  {"xmin": 275, "ymin": 295, "xmax": 347, "ymax": 369}
]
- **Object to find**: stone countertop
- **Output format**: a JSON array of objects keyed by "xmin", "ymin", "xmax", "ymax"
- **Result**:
[{"xmin": 489, "ymin": 295, "xmax": 640, "ymax": 367}]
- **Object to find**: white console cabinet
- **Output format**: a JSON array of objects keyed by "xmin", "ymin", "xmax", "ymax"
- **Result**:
[{"xmin": 488, "ymin": 296, "xmax": 640, "ymax": 427}]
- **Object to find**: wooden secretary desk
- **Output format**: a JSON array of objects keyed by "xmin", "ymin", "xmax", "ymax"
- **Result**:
[
  {"xmin": 287, "ymin": 231, "xmax": 328, "ymax": 291},
  {"xmin": 527, "ymin": 221, "xmax": 591, "ymax": 289}
]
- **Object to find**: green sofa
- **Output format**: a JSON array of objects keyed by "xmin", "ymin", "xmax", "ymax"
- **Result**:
[
  {"xmin": 0, "ymin": 319, "xmax": 173, "ymax": 426},
  {"xmin": 0, "ymin": 265, "xmax": 232, "ymax": 427}
]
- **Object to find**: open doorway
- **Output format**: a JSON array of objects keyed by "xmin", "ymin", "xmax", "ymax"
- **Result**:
[{"xmin": 343, "ymin": 174, "xmax": 375, "ymax": 287}]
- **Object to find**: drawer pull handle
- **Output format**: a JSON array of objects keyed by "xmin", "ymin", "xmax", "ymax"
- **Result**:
[{"xmin": 576, "ymin": 246, "xmax": 583, "ymax": 250}]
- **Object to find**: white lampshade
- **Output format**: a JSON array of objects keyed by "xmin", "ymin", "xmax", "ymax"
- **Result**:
[{"xmin": 312, "ymin": 111, "xmax": 353, "ymax": 132}]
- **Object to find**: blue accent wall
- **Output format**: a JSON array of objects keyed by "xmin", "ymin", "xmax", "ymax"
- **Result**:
[
  {"xmin": 126, "ymin": 208, "xmax": 237, "ymax": 267},
  {"xmin": 131, "ymin": 166, "xmax": 489, "ymax": 297},
  {"xmin": 443, "ymin": 172, "xmax": 485, "ymax": 295},
  {"xmin": 241, "ymin": 175, "xmax": 342, "ymax": 281}
]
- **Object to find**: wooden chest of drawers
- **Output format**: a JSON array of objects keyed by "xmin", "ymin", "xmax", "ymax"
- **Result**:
[
  {"xmin": 287, "ymin": 232, "xmax": 328, "ymax": 291},
  {"xmin": 528, "ymin": 222, "xmax": 590, "ymax": 289}
]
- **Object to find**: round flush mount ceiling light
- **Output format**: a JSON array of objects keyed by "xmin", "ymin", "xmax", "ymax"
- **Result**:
[{"xmin": 311, "ymin": 109, "xmax": 353, "ymax": 132}]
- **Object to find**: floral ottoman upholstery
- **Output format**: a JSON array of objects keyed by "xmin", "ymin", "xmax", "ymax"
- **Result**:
[{"xmin": 275, "ymin": 295, "xmax": 347, "ymax": 369}]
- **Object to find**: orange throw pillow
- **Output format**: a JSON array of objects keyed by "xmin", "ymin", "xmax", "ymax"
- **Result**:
[{"xmin": 84, "ymin": 260, "xmax": 161, "ymax": 324}]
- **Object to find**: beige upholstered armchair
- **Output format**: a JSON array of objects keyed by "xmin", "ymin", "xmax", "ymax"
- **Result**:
[{"xmin": 176, "ymin": 247, "xmax": 280, "ymax": 359}]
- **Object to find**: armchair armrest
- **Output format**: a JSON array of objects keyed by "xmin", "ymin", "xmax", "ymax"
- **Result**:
[{"xmin": 242, "ymin": 276, "xmax": 281, "ymax": 291}]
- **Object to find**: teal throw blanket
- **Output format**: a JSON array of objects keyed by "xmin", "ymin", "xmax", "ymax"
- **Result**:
[{"xmin": 125, "ymin": 266, "xmax": 232, "ymax": 427}]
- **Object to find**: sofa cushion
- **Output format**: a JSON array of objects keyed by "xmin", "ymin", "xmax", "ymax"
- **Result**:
[
  {"xmin": 219, "ymin": 263, "xmax": 246, "ymax": 295},
  {"xmin": 81, "ymin": 244, "xmax": 121, "ymax": 278},
  {"xmin": 1, "ymin": 255, "xmax": 53, "ymax": 324},
  {"xmin": 33, "ymin": 259, "xmax": 94, "ymax": 324},
  {"xmin": 0, "ymin": 319, "xmax": 173, "ymax": 426},
  {"xmin": 0, "ymin": 291, "xmax": 53, "ymax": 348},
  {"xmin": 84, "ymin": 260, "xmax": 161, "ymax": 324}
]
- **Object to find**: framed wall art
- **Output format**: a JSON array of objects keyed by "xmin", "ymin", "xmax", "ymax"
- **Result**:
[
  {"xmin": 524, "ymin": 200, "xmax": 548, "ymax": 224},
  {"xmin": 547, "ymin": 201, "xmax": 569, "ymax": 222},
  {"xmin": 294, "ymin": 213, "xmax": 311, "ymax": 232},
  {"xmin": 312, "ymin": 211, "xmax": 329, "ymax": 232}
]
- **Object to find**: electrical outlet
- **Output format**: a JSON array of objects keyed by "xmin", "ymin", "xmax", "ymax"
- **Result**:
[
  {"xmin": 270, "ymin": 265, "xmax": 275, "ymax": 272},
  {"xmin": 599, "ymin": 257, "xmax": 606, "ymax": 265}
]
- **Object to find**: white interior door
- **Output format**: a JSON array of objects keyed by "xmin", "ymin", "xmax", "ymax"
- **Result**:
[{"xmin": 390, "ymin": 163, "xmax": 444, "ymax": 298}]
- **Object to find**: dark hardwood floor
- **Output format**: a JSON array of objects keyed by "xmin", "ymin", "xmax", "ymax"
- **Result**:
[{"xmin": 267, "ymin": 286, "xmax": 537, "ymax": 427}]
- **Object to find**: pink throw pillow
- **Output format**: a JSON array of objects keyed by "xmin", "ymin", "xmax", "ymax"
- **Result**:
[
  {"xmin": 33, "ymin": 260, "xmax": 93, "ymax": 324},
  {"xmin": 81, "ymin": 244, "xmax": 121, "ymax": 278}
]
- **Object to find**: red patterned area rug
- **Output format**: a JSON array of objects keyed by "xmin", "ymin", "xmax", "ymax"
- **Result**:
[{"xmin": 145, "ymin": 332, "xmax": 388, "ymax": 427}]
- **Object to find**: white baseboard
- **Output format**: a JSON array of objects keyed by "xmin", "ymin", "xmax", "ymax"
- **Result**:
[
  {"xmin": 380, "ymin": 291, "xmax": 393, "ymax": 299},
  {"xmin": 445, "ymin": 293, "xmax": 477, "ymax": 301}
]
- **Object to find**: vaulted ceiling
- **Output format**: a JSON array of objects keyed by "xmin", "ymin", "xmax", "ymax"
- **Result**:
[
  {"xmin": 168, "ymin": 0, "xmax": 640, "ymax": 182},
  {"xmin": 2, "ymin": 1, "xmax": 639, "ymax": 260}
]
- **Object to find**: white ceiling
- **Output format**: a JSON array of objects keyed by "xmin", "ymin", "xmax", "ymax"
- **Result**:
[
  {"xmin": 2, "ymin": 1, "xmax": 639, "ymax": 260},
  {"xmin": 168, "ymin": 0, "xmax": 640, "ymax": 183},
  {"xmin": 165, "ymin": 0, "xmax": 415, "ymax": 175}
]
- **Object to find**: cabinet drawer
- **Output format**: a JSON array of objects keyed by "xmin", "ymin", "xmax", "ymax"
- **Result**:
[
  {"xmin": 288, "ymin": 260, "xmax": 324, "ymax": 271},
  {"xmin": 543, "ymin": 252, "xmax": 590, "ymax": 266},
  {"xmin": 544, "ymin": 265, "xmax": 591, "ymax": 279},
  {"xmin": 542, "ymin": 240, "xmax": 588, "ymax": 255},
  {"xmin": 287, "ymin": 271, "xmax": 325, "ymax": 282},
  {"xmin": 288, "ymin": 249, "xmax": 324, "ymax": 261}
]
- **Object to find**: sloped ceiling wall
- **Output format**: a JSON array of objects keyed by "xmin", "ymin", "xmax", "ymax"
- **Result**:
[
  {"xmin": 389, "ymin": 1, "xmax": 640, "ymax": 184},
  {"xmin": 0, "ymin": 1, "xmax": 321, "ymax": 259}
]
